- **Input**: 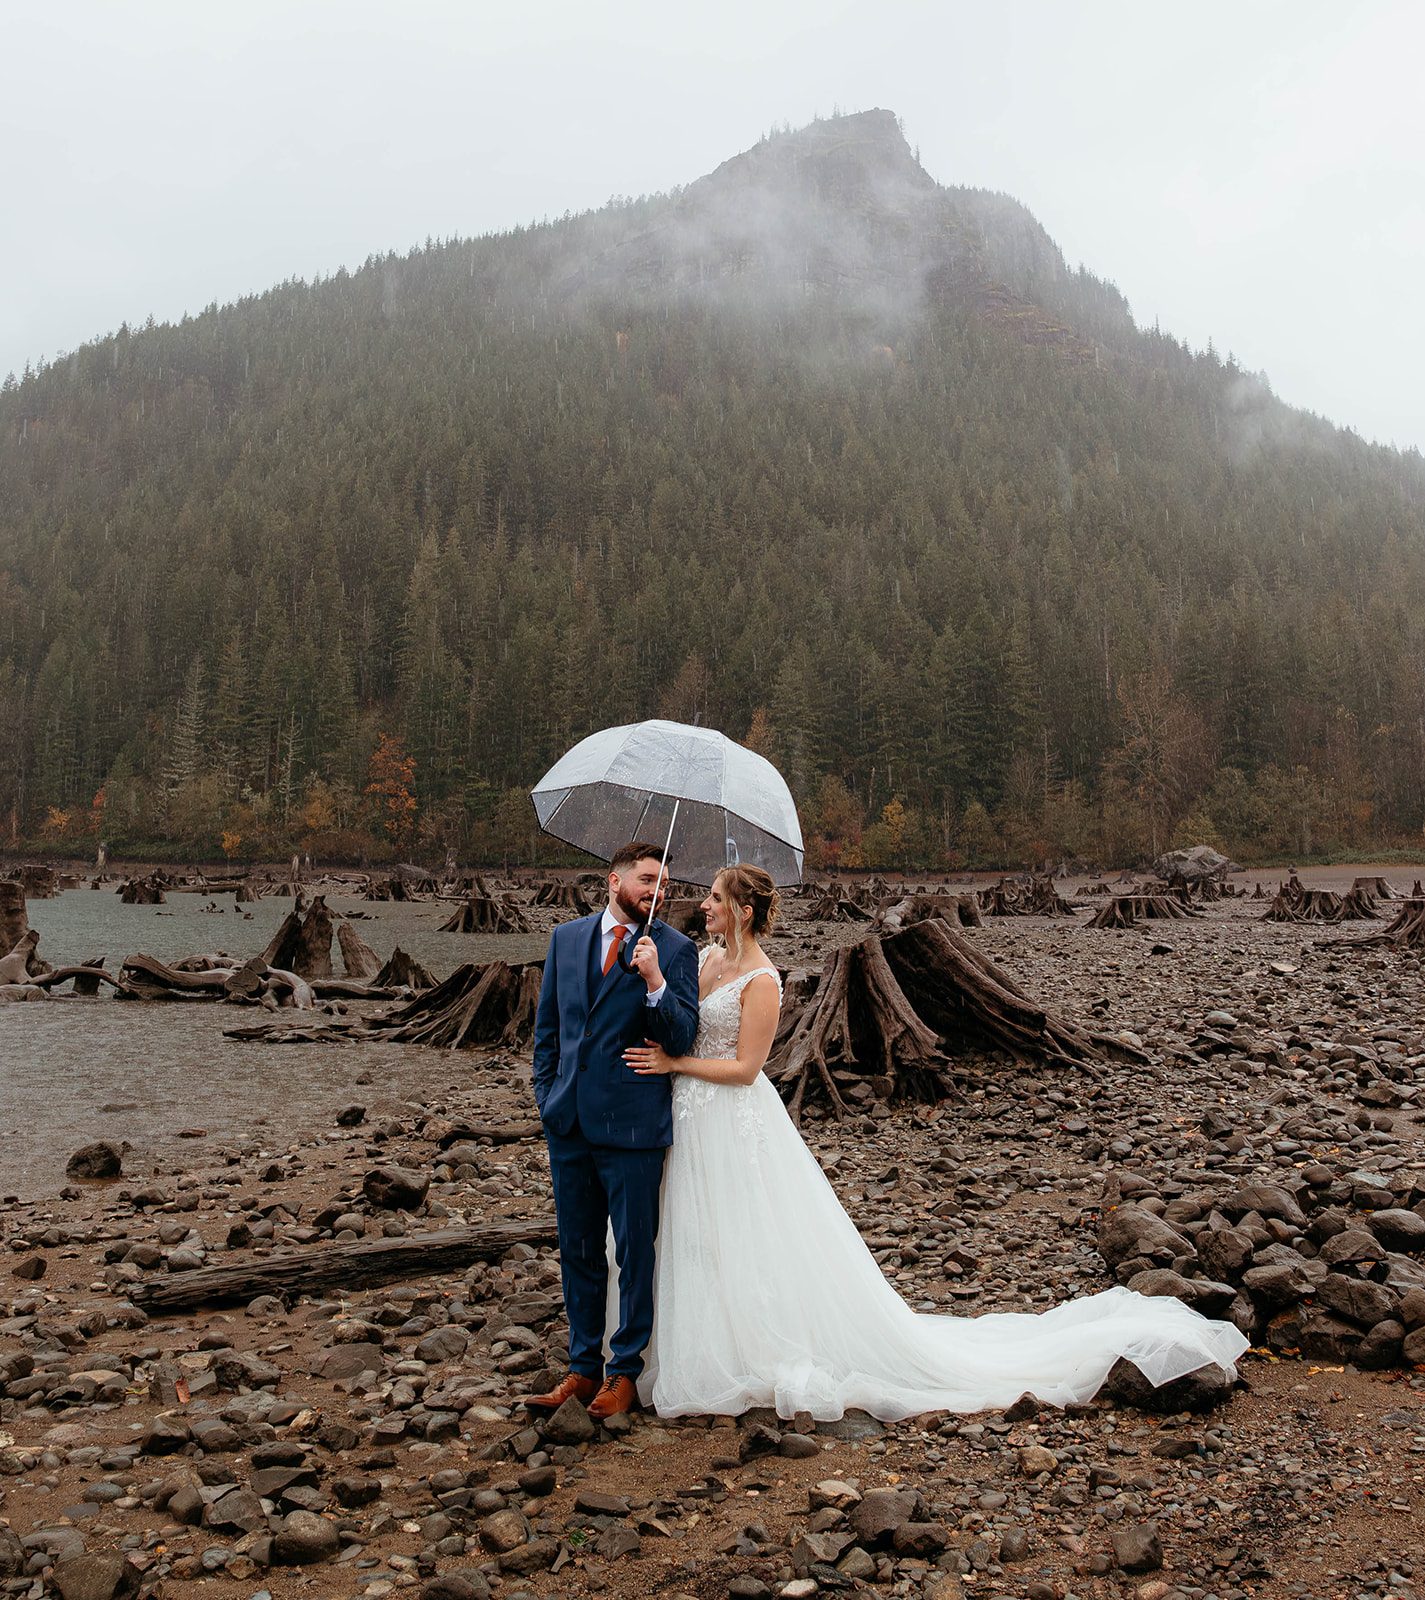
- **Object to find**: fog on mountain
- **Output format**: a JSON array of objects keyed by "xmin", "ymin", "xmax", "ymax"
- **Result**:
[{"xmin": 1, "ymin": 109, "xmax": 1421, "ymax": 871}]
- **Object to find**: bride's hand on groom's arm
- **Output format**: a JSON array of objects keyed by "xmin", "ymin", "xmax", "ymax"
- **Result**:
[{"xmin": 625, "ymin": 1039, "xmax": 676, "ymax": 1075}]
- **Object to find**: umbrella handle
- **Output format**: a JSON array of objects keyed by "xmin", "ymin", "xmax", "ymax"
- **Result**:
[{"xmin": 618, "ymin": 799, "xmax": 679, "ymax": 975}]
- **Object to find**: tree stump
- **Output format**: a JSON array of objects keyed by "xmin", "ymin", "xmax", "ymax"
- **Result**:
[
  {"xmin": 658, "ymin": 898, "xmax": 708, "ymax": 939},
  {"xmin": 438, "ymin": 897, "xmax": 531, "ymax": 934},
  {"xmin": 263, "ymin": 895, "xmax": 334, "ymax": 978},
  {"xmin": 0, "ymin": 883, "xmax": 26, "ymax": 957},
  {"xmin": 337, "ymin": 922, "xmax": 382, "ymax": 981},
  {"xmin": 1087, "ymin": 895, "xmax": 1199, "ymax": 929},
  {"xmin": 803, "ymin": 891, "xmax": 871, "ymax": 921},
  {"xmin": 768, "ymin": 919, "xmax": 1142, "ymax": 1122},
  {"xmin": 533, "ymin": 882, "xmax": 595, "ymax": 914},
  {"xmin": 1345, "ymin": 899, "xmax": 1425, "ymax": 948},
  {"xmin": 1261, "ymin": 881, "xmax": 1370, "ymax": 922},
  {"xmin": 371, "ymin": 959, "xmax": 543, "ymax": 1049},
  {"xmin": 1021, "ymin": 876, "xmax": 1076, "ymax": 916},
  {"xmin": 120, "ymin": 875, "xmax": 167, "ymax": 905},
  {"xmin": 1352, "ymin": 875, "xmax": 1400, "ymax": 900},
  {"xmin": 977, "ymin": 879, "xmax": 1023, "ymax": 916},
  {"xmin": 373, "ymin": 947, "xmax": 436, "ymax": 990}
]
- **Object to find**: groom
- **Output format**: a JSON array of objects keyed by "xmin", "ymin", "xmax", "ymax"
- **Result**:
[{"xmin": 524, "ymin": 842, "xmax": 700, "ymax": 1418}]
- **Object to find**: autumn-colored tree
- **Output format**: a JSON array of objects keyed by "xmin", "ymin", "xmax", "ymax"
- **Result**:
[
  {"xmin": 743, "ymin": 707, "xmax": 776, "ymax": 760},
  {"xmin": 221, "ymin": 830, "xmax": 243, "ymax": 859},
  {"xmin": 366, "ymin": 733, "xmax": 417, "ymax": 846},
  {"xmin": 89, "ymin": 786, "xmax": 106, "ymax": 836}
]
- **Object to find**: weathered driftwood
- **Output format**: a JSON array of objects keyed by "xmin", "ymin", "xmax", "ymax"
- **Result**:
[
  {"xmin": 119, "ymin": 952, "xmax": 236, "ymax": 997},
  {"xmin": 768, "ymin": 919, "xmax": 1141, "ymax": 1122},
  {"xmin": 1088, "ymin": 895, "xmax": 1199, "ymax": 929},
  {"xmin": 371, "ymin": 959, "xmax": 543, "ymax": 1050},
  {"xmin": 533, "ymin": 882, "xmax": 595, "ymax": 914},
  {"xmin": 0, "ymin": 928, "xmax": 43, "ymax": 984},
  {"xmin": 373, "ymin": 947, "xmax": 436, "ymax": 990},
  {"xmin": 29, "ymin": 961, "xmax": 125, "ymax": 995},
  {"xmin": 338, "ymin": 921, "xmax": 383, "ymax": 980},
  {"xmin": 438, "ymin": 896, "xmax": 531, "ymax": 934},
  {"xmin": 128, "ymin": 1220, "xmax": 560, "ymax": 1311},
  {"xmin": 435, "ymin": 1120, "xmax": 544, "ymax": 1148},
  {"xmin": 263, "ymin": 895, "xmax": 334, "ymax": 978},
  {"xmin": 876, "ymin": 893, "xmax": 982, "ymax": 933}
]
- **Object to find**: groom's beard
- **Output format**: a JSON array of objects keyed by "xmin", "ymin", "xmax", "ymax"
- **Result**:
[{"xmin": 614, "ymin": 885, "xmax": 662, "ymax": 924}]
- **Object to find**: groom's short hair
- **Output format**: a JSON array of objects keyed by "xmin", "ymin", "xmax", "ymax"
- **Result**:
[{"xmin": 610, "ymin": 841, "xmax": 667, "ymax": 874}]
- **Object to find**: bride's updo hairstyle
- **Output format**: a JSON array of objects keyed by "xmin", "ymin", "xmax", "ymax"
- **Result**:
[{"xmin": 716, "ymin": 864, "xmax": 781, "ymax": 963}]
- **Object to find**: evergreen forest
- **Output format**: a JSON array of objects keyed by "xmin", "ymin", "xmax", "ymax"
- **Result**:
[{"xmin": 2, "ymin": 109, "xmax": 1424, "ymax": 871}]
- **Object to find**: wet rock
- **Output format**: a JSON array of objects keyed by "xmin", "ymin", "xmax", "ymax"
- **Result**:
[
  {"xmin": 792, "ymin": 1531, "xmax": 854, "ymax": 1570},
  {"xmin": 421, "ymin": 1574, "xmax": 492, "ymax": 1600},
  {"xmin": 999, "ymin": 1526, "xmax": 1031, "ymax": 1562},
  {"xmin": 270, "ymin": 1509, "xmax": 340, "ymax": 1565},
  {"xmin": 1222, "ymin": 1184, "xmax": 1306, "ymax": 1228},
  {"xmin": 0, "ymin": 1526, "xmax": 25, "ymax": 1580},
  {"xmin": 332, "ymin": 1475, "xmax": 382, "ymax": 1507},
  {"xmin": 335, "ymin": 1104, "xmax": 366, "ymax": 1126},
  {"xmin": 1400, "ymin": 1288, "xmax": 1425, "ymax": 1329},
  {"xmin": 67, "ymin": 1141, "xmax": 123, "ymax": 1179},
  {"xmin": 363, "ymin": 1166, "xmax": 430, "ymax": 1210},
  {"xmin": 139, "ymin": 1414, "xmax": 191, "ymax": 1454},
  {"xmin": 1099, "ymin": 1359, "xmax": 1234, "ymax": 1414},
  {"xmin": 848, "ymin": 1487, "xmax": 922, "ymax": 1547},
  {"xmin": 479, "ymin": 1509, "xmax": 529, "ymax": 1553},
  {"xmin": 1097, "ymin": 1207, "xmax": 1193, "ymax": 1269},
  {"xmin": 10, "ymin": 1255, "xmax": 45, "ymax": 1280},
  {"xmin": 1357, "ymin": 1318, "xmax": 1407, "ymax": 1368},
  {"xmin": 592, "ymin": 1526, "xmax": 640, "ymax": 1561},
  {"xmin": 1241, "ymin": 1262, "xmax": 1311, "ymax": 1307},
  {"xmin": 1300, "ymin": 1313, "xmax": 1366, "ymax": 1363},
  {"xmin": 893, "ymin": 1522, "xmax": 950, "ymax": 1556},
  {"xmin": 167, "ymin": 1481, "xmax": 205, "ymax": 1525},
  {"xmin": 739, "ymin": 1422, "xmax": 782, "ymax": 1461},
  {"xmin": 204, "ymin": 1487, "xmax": 266, "ymax": 1534},
  {"xmin": 1197, "ymin": 1227, "xmax": 1255, "ymax": 1279},
  {"xmin": 52, "ymin": 1553, "xmax": 140, "ymax": 1600},
  {"xmin": 779, "ymin": 1432, "xmax": 820, "ymax": 1459},
  {"xmin": 1110, "ymin": 1521, "xmax": 1163, "ymax": 1571},
  {"xmin": 575, "ymin": 1490, "xmax": 631, "ymax": 1516},
  {"xmin": 541, "ymin": 1394, "xmax": 595, "ymax": 1444},
  {"xmin": 415, "ymin": 1326, "xmax": 468, "ymax": 1362},
  {"xmin": 1401, "ymin": 1326, "xmax": 1425, "ymax": 1363},
  {"xmin": 1319, "ymin": 1228, "xmax": 1385, "ymax": 1266},
  {"xmin": 1369, "ymin": 1209, "xmax": 1425, "ymax": 1251},
  {"xmin": 1017, "ymin": 1444, "xmax": 1058, "ymax": 1476},
  {"xmin": 1315, "ymin": 1272, "xmax": 1397, "ymax": 1328}
]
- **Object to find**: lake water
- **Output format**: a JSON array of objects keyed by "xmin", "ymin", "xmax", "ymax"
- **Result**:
[{"xmin": 1, "ymin": 886, "xmax": 551, "ymax": 1199}]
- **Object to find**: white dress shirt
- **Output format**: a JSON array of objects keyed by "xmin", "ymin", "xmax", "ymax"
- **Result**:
[{"xmin": 600, "ymin": 906, "xmax": 666, "ymax": 1005}]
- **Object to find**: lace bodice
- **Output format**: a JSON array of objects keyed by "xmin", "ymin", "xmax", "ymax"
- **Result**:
[{"xmin": 673, "ymin": 948, "xmax": 782, "ymax": 1126}]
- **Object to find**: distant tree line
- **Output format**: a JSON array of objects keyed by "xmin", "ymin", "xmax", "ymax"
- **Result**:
[{"xmin": 2, "ymin": 181, "xmax": 1424, "ymax": 871}]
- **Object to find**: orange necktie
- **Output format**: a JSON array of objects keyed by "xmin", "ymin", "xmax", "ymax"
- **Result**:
[{"xmin": 602, "ymin": 924, "xmax": 628, "ymax": 976}]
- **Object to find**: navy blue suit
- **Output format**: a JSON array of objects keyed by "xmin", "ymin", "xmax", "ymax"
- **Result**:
[{"xmin": 532, "ymin": 912, "xmax": 699, "ymax": 1379}]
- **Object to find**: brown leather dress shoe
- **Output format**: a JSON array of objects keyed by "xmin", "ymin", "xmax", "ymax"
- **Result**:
[
  {"xmin": 586, "ymin": 1375, "xmax": 639, "ymax": 1419},
  {"xmin": 521, "ymin": 1372, "xmax": 600, "ymax": 1412}
]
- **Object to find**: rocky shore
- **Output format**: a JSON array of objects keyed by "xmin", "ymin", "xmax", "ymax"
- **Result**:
[{"xmin": 2, "ymin": 891, "xmax": 1425, "ymax": 1600}]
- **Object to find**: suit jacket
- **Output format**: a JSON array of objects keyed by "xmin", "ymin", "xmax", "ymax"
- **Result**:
[{"xmin": 531, "ymin": 912, "xmax": 700, "ymax": 1149}]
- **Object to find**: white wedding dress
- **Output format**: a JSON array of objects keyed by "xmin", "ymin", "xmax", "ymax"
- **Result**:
[{"xmin": 633, "ymin": 950, "xmax": 1248, "ymax": 1421}]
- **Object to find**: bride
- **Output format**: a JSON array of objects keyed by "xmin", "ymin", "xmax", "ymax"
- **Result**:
[{"xmin": 622, "ymin": 864, "xmax": 1247, "ymax": 1421}]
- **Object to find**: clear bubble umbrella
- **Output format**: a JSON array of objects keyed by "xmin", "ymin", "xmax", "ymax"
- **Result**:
[{"xmin": 530, "ymin": 719, "xmax": 804, "ymax": 941}]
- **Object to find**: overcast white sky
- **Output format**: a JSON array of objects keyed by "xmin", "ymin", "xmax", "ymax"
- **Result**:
[{"xmin": 5, "ymin": 0, "xmax": 1422, "ymax": 452}]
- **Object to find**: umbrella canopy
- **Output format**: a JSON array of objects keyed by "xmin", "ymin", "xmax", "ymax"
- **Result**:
[{"xmin": 531, "ymin": 719, "xmax": 804, "ymax": 887}]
